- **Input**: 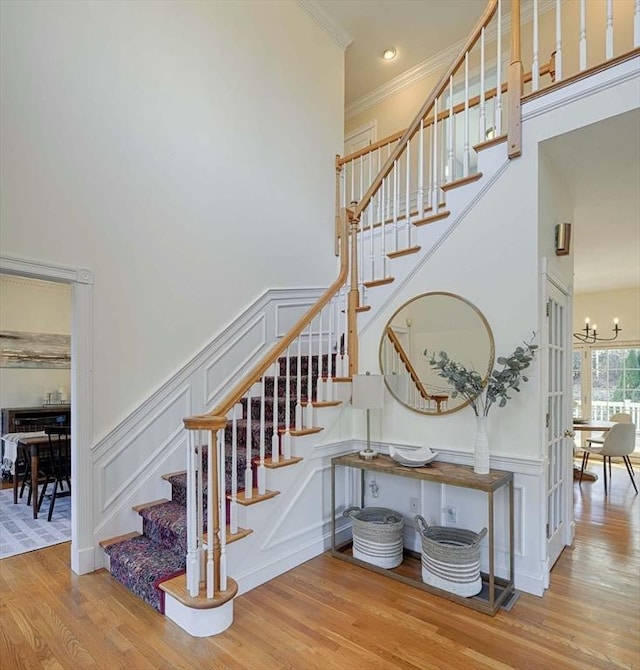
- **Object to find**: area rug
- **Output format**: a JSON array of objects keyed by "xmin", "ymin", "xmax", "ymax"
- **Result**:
[{"xmin": 0, "ymin": 488, "xmax": 71, "ymax": 559}]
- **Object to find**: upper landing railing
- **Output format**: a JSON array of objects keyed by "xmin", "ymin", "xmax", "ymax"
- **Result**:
[
  {"xmin": 180, "ymin": 0, "xmax": 640, "ymax": 606},
  {"xmin": 337, "ymin": 0, "xmax": 640, "ymax": 290}
]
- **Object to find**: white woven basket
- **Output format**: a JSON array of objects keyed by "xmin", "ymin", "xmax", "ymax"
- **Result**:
[
  {"xmin": 344, "ymin": 506, "xmax": 404, "ymax": 569},
  {"xmin": 415, "ymin": 515, "xmax": 487, "ymax": 597}
]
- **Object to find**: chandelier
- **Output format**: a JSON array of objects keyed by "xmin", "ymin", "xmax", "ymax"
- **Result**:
[{"xmin": 573, "ymin": 317, "xmax": 622, "ymax": 343}]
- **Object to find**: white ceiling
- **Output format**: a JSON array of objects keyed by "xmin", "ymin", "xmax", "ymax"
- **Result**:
[
  {"xmin": 314, "ymin": 0, "xmax": 486, "ymax": 107},
  {"xmin": 313, "ymin": 0, "xmax": 640, "ymax": 296}
]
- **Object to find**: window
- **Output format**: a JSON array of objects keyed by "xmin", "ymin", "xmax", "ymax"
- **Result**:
[{"xmin": 573, "ymin": 345, "xmax": 640, "ymax": 452}]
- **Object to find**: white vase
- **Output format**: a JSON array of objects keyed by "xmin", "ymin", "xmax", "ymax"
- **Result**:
[{"xmin": 474, "ymin": 416, "xmax": 490, "ymax": 474}]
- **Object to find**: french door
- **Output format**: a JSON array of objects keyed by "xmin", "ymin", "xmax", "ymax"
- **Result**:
[{"xmin": 545, "ymin": 281, "xmax": 573, "ymax": 570}]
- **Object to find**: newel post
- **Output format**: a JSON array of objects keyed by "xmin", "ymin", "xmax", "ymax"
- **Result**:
[
  {"xmin": 347, "ymin": 202, "xmax": 360, "ymax": 376},
  {"xmin": 508, "ymin": 0, "xmax": 523, "ymax": 158},
  {"xmin": 183, "ymin": 414, "xmax": 227, "ymax": 598},
  {"xmin": 335, "ymin": 156, "xmax": 343, "ymax": 257}
]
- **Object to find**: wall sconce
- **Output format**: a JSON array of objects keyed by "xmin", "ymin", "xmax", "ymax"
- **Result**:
[
  {"xmin": 573, "ymin": 317, "xmax": 622, "ymax": 343},
  {"xmin": 352, "ymin": 372, "xmax": 385, "ymax": 460},
  {"xmin": 555, "ymin": 222, "xmax": 571, "ymax": 256}
]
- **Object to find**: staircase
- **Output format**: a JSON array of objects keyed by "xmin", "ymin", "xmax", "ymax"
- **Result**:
[
  {"xmin": 94, "ymin": 0, "xmax": 640, "ymax": 639},
  {"xmin": 100, "ymin": 353, "xmax": 340, "ymax": 614}
]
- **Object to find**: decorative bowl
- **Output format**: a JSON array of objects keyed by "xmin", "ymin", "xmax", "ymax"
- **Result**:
[{"xmin": 389, "ymin": 446, "xmax": 438, "ymax": 467}]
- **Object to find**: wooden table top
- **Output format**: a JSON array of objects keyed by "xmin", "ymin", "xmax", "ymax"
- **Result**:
[
  {"xmin": 332, "ymin": 452, "xmax": 512, "ymax": 492},
  {"xmin": 572, "ymin": 420, "xmax": 615, "ymax": 431}
]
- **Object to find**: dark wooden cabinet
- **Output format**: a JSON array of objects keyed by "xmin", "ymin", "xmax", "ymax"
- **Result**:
[{"xmin": 1, "ymin": 405, "xmax": 71, "ymax": 435}]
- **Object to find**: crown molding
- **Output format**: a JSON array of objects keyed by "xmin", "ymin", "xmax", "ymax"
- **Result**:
[
  {"xmin": 296, "ymin": 0, "xmax": 354, "ymax": 51},
  {"xmin": 345, "ymin": 0, "xmax": 558, "ymax": 120}
]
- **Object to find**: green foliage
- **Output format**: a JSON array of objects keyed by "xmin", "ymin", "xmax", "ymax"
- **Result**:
[
  {"xmin": 612, "ymin": 349, "xmax": 640, "ymax": 403},
  {"xmin": 425, "ymin": 334, "xmax": 538, "ymax": 417}
]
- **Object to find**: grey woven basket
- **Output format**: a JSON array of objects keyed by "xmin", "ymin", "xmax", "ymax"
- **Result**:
[
  {"xmin": 414, "ymin": 514, "xmax": 487, "ymax": 597},
  {"xmin": 344, "ymin": 506, "xmax": 404, "ymax": 569}
]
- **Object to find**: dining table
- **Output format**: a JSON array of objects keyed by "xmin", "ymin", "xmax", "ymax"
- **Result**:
[{"xmin": 572, "ymin": 419, "xmax": 615, "ymax": 481}]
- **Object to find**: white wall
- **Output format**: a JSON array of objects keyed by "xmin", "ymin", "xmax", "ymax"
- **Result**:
[
  {"xmin": 0, "ymin": 0, "xmax": 344, "ymax": 441},
  {"xmin": 0, "ymin": 275, "xmax": 71, "ymax": 410}
]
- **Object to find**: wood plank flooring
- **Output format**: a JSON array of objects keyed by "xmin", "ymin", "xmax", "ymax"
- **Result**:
[{"xmin": 0, "ymin": 466, "xmax": 638, "ymax": 669}]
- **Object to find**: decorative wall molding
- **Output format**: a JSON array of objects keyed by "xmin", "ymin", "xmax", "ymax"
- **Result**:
[
  {"xmin": 0, "ymin": 274, "xmax": 71, "ymax": 294},
  {"xmin": 345, "ymin": 0, "xmax": 558, "ymax": 120},
  {"xmin": 296, "ymin": 0, "xmax": 353, "ymax": 51},
  {"xmin": 0, "ymin": 253, "xmax": 94, "ymax": 285}
]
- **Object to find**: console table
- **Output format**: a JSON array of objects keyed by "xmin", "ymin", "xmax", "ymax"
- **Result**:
[{"xmin": 330, "ymin": 453, "xmax": 514, "ymax": 615}]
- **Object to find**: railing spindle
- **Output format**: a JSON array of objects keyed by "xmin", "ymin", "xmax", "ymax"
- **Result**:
[
  {"xmin": 463, "ymin": 53, "xmax": 470, "ymax": 177},
  {"xmin": 606, "ymin": 0, "xmax": 614, "ymax": 59},
  {"xmin": 283, "ymin": 346, "xmax": 292, "ymax": 459},
  {"xmin": 217, "ymin": 428, "xmax": 227, "ymax": 591},
  {"xmin": 432, "ymin": 98, "xmax": 439, "ymax": 212},
  {"xmin": 326, "ymin": 301, "xmax": 334, "ymax": 402},
  {"xmin": 306, "ymin": 323, "xmax": 314, "ymax": 426},
  {"xmin": 206, "ymin": 429, "xmax": 215, "ymax": 598},
  {"xmin": 418, "ymin": 119, "xmax": 424, "ymax": 218},
  {"xmin": 271, "ymin": 361, "xmax": 279, "ymax": 465},
  {"xmin": 532, "ymin": 0, "xmax": 539, "ymax": 91},
  {"xmin": 230, "ymin": 410, "xmax": 238, "ymax": 533},
  {"xmin": 258, "ymin": 378, "xmax": 266, "ymax": 493},
  {"xmin": 579, "ymin": 0, "xmax": 587, "ymax": 71},
  {"xmin": 495, "ymin": 0, "xmax": 503, "ymax": 134},
  {"xmin": 244, "ymin": 391, "xmax": 252, "ymax": 498},
  {"xmin": 447, "ymin": 77, "xmax": 454, "ymax": 182},
  {"xmin": 295, "ymin": 336, "xmax": 302, "ymax": 430},
  {"xmin": 555, "ymin": 0, "xmax": 563, "ymax": 81},
  {"xmin": 186, "ymin": 429, "xmax": 199, "ymax": 596},
  {"xmin": 315, "ymin": 311, "xmax": 323, "ymax": 407}
]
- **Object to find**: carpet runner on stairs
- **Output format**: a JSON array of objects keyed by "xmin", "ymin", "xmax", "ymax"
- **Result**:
[{"xmin": 103, "ymin": 354, "xmax": 338, "ymax": 612}]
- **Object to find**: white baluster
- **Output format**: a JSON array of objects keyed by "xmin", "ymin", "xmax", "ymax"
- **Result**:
[
  {"xmin": 418, "ymin": 119, "xmax": 424, "ymax": 218},
  {"xmin": 315, "ymin": 311, "xmax": 323, "ymax": 406},
  {"xmin": 432, "ymin": 98, "xmax": 439, "ymax": 209},
  {"xmin": 271, "ymin": 360, "xmax": 280, "ymax": 464},
  {"xmin": 341, "ymin": 290, "xmax": 349, "ymax": 378},
  {"xmin": 532, "ymin": 0, "xmax": 539, "ymax": 92},
  {"xmin": 405, "ymin": 140, "xmax": 411, "ymax": 247},
  {"xmin": 635, "ymin": 0, "xmax": 640, "ymax": 47},
  {"xmin": 283, "ymin": 346, "xmax": 292, "ymax": 459},
  {"xmin": 579, "ymin": 0, "xmax": 586, "ymax": 71},
  {"xmin": 244, "ymin": 392, "xmax": 252, "ymax": 498},
  {"xmin": 326, "ymin": 302, "xmax": 334, "ymax": 402},
  {"xmin": 217, "ymin": 428, "xmax": 227, "ymax": 591},
  {"xmin": 306, "ymin": 323, "xmax": 314, "ymax": 427},
  {"xmin": 555, "ymin": 0, "xmax": 563, "ymax": 81},
  {"xmin": 427, "ymin": 121, "xmax": 433, "ymax": 210},
  {"xmin": 392, "ymin": 159, "xmax": 399, "ymax": 252},
  {"xmin": 350, "ymin": 157, "xmax": 355, "ymax": 207},
  {"xmin": 606, "ymin": 0, "xmax": 613, "ymax": 60},
  {"xmin": 206, "ymin": 429, "xmax": 215, "ymax": 598},
  {"xmin": 495, "ymin": 0, "xmax": 503, "ymax": 134},
  {"xmin": 230, "ymin": 410, "xmax": 238, "ymax": 534},
  {"xmin": 463, "ymin": 52, "xmax": 470, "ymax": 178},
  {"xmin": 369, "ymin": 165, "xmax": 375, "ymax": 282},
  {"xmin": 258, "ymin": 378, "xmax": 266, "ymax": 493},
  {"xmin": 447, "ymin": 76, "xmax": 454, "ymax": 183},
  {"xmin": 196, "ymin": 438, "xmax": 204, "ymax": 580},
  {"xmin": 186, "ymin": 429, "xmax": 199, "ymax": 597},
  {"xmin": 479, "ymin": 28, "xmax": 487, "ymax": 139},
  {"xmin": 295, "ymin": 336, "xmax": 303, "ymax": 430}
]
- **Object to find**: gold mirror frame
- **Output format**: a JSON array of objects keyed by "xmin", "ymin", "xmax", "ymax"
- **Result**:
[{"xmin": 379, "ymin": 292, "xmax": 495, "ymax": 416}]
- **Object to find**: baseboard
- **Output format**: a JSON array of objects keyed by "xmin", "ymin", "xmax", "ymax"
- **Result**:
[
  {"xmin": 71, "ymin": 545, "xmax": 97, "ymax": 576},
  {"xmin": 235, "ymin": 525, "xmax": 351, "ymax": 596}
]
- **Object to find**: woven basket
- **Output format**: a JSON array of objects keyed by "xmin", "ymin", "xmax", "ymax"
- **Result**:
[
  {"xmin": 415, "ymin": 515, "xmax": 487, "ymax": 597},
  {"xmin": 344, "ymin": 506, "xmax": 404, "ymax": 569}
]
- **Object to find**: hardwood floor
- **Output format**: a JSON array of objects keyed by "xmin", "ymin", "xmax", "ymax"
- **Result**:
[{"xmin": 0, "ymin": 467, "xmax": 638, "ymax": 669}]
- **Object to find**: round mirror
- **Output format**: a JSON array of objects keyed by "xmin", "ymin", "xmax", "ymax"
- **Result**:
[{"xmin": 379, "ymin": 292, "xmax": 494, "ymax": 415}]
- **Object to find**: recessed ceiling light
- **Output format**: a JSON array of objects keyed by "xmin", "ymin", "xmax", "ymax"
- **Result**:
[{"xmin": 382, "ymin": 48, "xmax": 397, "ymax": 61}]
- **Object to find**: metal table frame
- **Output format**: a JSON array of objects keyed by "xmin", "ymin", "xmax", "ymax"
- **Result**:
[{"xmin": 331, "ymin": 453, "xmax": 514, "ymax": 615}]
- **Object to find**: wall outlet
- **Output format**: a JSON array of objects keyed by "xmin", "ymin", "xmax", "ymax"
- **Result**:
[
  {"xmin": 445, "ymin": 505, "xmax": 457, "ymax": 524},
  {"xmin": 409, "ymin": 497, "xmax": 420, "ymax": 513}
]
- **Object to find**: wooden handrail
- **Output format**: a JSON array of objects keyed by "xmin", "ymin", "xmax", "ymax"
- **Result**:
[
  {"xmin": 338, "ymin": 61, "xmax": 553, "ymax": 168},
  {"xmin": 184, "ymin": 209, "xmax": 350, "ymax": 426},
  {"xmin": 352, "ymin": 0, "xmax": 498, "ymax": 221},
  {"xmin": 385, "ymin": 328, "xmax": 431, "ymax": 402}
]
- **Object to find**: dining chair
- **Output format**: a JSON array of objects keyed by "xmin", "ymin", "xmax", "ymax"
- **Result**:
[
  {"xmin": 586, "ymin": 412, "xmax": 633, "ymax": 448},
  {"xmin": 37, "ymin": 426, "xmax": 71, "ymax": 521},
  {"xmin": 579, "ymin": 422, "xmax": 637, "ymax": 495}
]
